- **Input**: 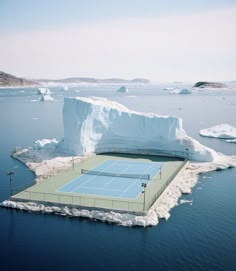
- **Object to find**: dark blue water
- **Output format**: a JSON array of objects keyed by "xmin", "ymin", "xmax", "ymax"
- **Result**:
[{"xmin": 0, "ymin": 85, "xmax": 236, "ymax": 271}]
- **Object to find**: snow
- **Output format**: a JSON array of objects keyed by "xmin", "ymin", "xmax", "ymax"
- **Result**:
[
  {"xmin": 200, "ymin": 124, "xmax": 236, "ymax": 139},
  {"xmin": 117, "ymin": 86, "xmax": 128, "ymax": 92},
  {"xmin": 60, "ymin": 96, "xmax": 218, "ymax": 162},
  {"xmin": 33, "ymin": 139, "xmax": 59, "ymax": 151},
  {"xmin": 12, "ymin": 142, "xmax": 82, "ymax": 183}
]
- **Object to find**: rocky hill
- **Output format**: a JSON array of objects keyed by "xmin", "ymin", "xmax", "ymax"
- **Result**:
[
  {"xmin": 0, "ymin": 71, "xmax": 150, "ymax": 87},
  {"xmin": 193, "ymin": 81, "xmax": 227, "ymax": 88},
  {"xmin": 37, "ymin": 77, "xmax": 150, "ymax": 84},
  {"xmin": 0, "ymin": 71, "xmax": 39, "ymax": 87}
]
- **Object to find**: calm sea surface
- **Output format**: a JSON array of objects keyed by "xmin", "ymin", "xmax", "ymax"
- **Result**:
[{"xmin": 0, "ymin": 85, "xmax": 236, "ymax": 271}]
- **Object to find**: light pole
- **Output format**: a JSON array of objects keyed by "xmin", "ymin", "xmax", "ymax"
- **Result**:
[
  {"xmin": 185, "ymin": 148, "xmax": 189, "ymax": 160},
  {"xmin": 7, "ymin": 171, "xmax": 14, "ymax": 196},
  {"xmin": 141, "ymin": 183, "xmax": 147, "ymax": 211},
  {"xmin": 72, "ymin": 157, "xmax": 75, "ymax": 171}
]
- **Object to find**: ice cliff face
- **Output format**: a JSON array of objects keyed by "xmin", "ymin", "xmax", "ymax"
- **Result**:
[{"xmin": 60, "ymin": 97, "xmax": 217, "ymax": 162}]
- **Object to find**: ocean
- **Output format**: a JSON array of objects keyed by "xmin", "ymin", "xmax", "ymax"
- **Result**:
[{"xmin": 0, "ymin": 84, "xmax": 236, "ymax": 271}]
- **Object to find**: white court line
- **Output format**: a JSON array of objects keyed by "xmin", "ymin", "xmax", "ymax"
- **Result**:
[
  {"xmin": 70, "ymin": 160, "xmax": 119, "ymax": 192},
  {"xmin": 81, "ymin": 186, "xmax": 121, "ymax": 192},
  {"xmin": 102, "ymin": 165, "xmax": 132, "ymax": 188},
  {"xmin": 118, "ymin": 163, "xmax": 154, "ymax": 198},
  {"xmin": 57, "ymin": 159, "xmax": 110, "ymax": 191}
]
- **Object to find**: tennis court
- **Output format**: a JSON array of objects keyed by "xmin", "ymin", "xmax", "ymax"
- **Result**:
[{"xmin": 58, "ymin": 160, "xmax": 164, "ymax": 199}]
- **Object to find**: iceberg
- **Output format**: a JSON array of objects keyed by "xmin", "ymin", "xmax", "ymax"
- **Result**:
[
  {"xmin": 117, "ymin": 86, "xmax": 128, "ymax": 92},
  {"xmin": 59, "ymin": 97, "xmax": 218, "ymax": 162},
  {"xmin": 40, "ymin": 94, "xmax": 54, "ymax": 102},
  {"xmin": 37, "ymin": 87, "xmax": 51, "ymax": 95},
  {"xmin": 169, "ymin": 88, "xmax": 192, "ymax": 94},
  {"xmin": 200, "ymin": 124, "xmax": 236, "ymax": 139}
]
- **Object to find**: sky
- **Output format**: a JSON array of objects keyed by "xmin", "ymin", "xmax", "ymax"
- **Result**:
[{"xmin": 0, "ymin": 0, "xmax": 236, "ymax": 82}]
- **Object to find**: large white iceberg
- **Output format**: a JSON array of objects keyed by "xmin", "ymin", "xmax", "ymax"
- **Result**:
[{"xmin": 59, "ymin": 97, "xmax": 218, "ymax": 162}]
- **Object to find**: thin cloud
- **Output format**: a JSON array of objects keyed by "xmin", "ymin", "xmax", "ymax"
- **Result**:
[{"xmin": 1, "ymin": 8, "xmax": 236, "ymax": 81}]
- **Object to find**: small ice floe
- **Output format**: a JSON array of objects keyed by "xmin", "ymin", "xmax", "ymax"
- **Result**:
[
  {"xmin": 169, "ymin": 88, "xmax": 192, "ymax": 94},
  {"xmin": 200, "ymin": 124, "xmax": 236, "ymax": 141},
  {"xmin": 40, "ymin": 95, "xmax": 54, "ymax": 102},
  {"xmin": 179, "ymin": 199, "xmax": 193, "ymax": 205},
  {"xmin": 37, "ymin": 87, "xmax": 52, "ymax": 95},
  {"xmin": 32, "ymin": 117, "xmax": 38, "ymax": 120},
  {"xmin": 117, "ymin": 86, "xmax": 128, "ymax": 93},
  {"xmin": 226, "ymin": 139, "xmax": 236, "ymax": 143},
  {"xmin": 63, "ymin": 86, "xmax": 69, "ymax": 91}
]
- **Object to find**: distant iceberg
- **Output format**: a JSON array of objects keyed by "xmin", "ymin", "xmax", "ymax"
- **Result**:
[
  {"xmin": 117, "ymin": 86, "xmax": 128, "ymax": 92},
  {"xmin": 170, "ymin": 88, "xmax": 192, "ymax": 94},
  {"xmin": 59, "ymin": 97, "xmax": 218, "ymax": 162},
  {"xmin": 200, "ymin": 124, "xmax": 236, "ymax": 140},
  {"xmin": 40, "ymin": 94, "xmax": 54, "ymax": 102},
  {"xmin": 37, "ymin": 87, "xmax": 52, "ymax": 95}
]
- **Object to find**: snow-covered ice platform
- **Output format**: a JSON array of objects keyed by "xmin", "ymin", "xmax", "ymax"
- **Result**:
[{"xmin": 10, "ymin": 153, "xmax": 186, "ymax": 214}]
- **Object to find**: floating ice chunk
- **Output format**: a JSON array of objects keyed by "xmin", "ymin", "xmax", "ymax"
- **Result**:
[
  {"xmin": 226, "ymin": 139, "xmax": 236, "ymax": 143},
  {"xmin": 179, "ymin": 88, "xmax": 192, "ymax": 94},
  {"xmin": 200, "ymin": 124, "xmax": 236, "ymax": 139},
  {"xmin": 37, "ymin": 87, "xmax": 52, "ymax": 95},
  {"xmin": 170, "ymin": 88, "xmax": 192, "ymax": 94},
  {"xmin": 40, "ymin": 95, "xmax": 54, "ymax": 102},
  {"xmin": 179, "ymin": 199, "xmax": 193, "ymax": 205},
  {"xmin": 117, "ymin": 86, "xmax": 128, "ymax": 92}
]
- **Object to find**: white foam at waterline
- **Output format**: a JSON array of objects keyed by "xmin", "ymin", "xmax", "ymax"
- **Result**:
[{"xmin": 179, "ymin": 199, "xmax": 193, "ymax": 205}]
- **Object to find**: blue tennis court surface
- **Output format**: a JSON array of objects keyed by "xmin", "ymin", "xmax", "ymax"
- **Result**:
[{"xmin": 58, "ymin": 160, "xmax": 164, "ymax": 199}]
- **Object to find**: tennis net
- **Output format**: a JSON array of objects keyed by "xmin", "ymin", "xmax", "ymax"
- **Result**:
[{"xmin": 81, "ymin": 169, "xmax": 150, "ymax": 180}]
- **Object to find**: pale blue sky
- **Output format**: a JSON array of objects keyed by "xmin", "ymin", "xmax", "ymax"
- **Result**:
[
  {"xmin": 1, "ymin": 0, "xmax": 236, "ymax": 32},
  {"xmin": 0, "ymin": 0, "xmax": 236, "ymax": 81}
]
